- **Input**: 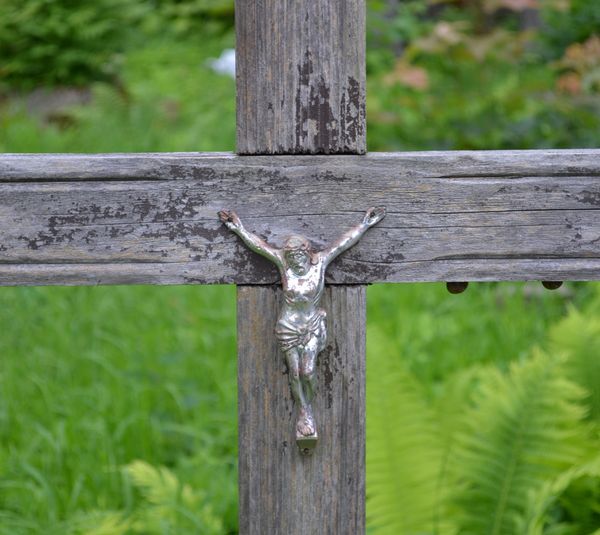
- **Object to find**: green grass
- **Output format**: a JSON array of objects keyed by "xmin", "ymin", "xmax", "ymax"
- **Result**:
[
  {"xmin": 0, "ymin": 285, "xmax": 238, "ymax": 533},
  {"xmin": 0, "ymin": 36, "xmax": 236, "ymax": 154},
  {"xmin": 367, "ymin": 282, "xmax": 595, "ymax": 388},
  {"xmin": 1, "ymin": 282, "xmax": 597, "ymax": 533}
]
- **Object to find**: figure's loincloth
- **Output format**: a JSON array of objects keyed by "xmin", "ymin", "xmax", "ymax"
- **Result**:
[{"xmin": 275, "ymin": 309, "xmax": 327, "ymax": 352}]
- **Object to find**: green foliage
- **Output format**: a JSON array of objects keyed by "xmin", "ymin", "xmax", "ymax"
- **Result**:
[
  {"xmin": 124, "ymin": 460, "xmax": 223, "ymax": 533},
  {"xmin": 148, "ymin": 0, "xmax": 234, "ymax": 36},
  {"xmin": 1, "ymin": 1, "xmax": 600, "ymax": 532},
  {"xmin": 366, "ymin": 284, "xmax": 600, "ymax": 534},
  {"xmin": 520, "ymin": 455, "xmax": 600, "ymax": 535},
  {"xmin": 451, "ymin": 352, "xmax": 590, "ymax": 534},
  {"xmin": 366, "ymin": 283, "xmax": 591, "ymax": 386},
  {"xmin": 548, "ymin": 306, "xmax": 600, "ymax": 424},
  {"xmin": 0, "ymin": 0, "xmax": 235, "ymax": 90},
  {"xmin": 0, "ymin": 37, "xmax": 236, "ymax": 153},
  {"xmin": 541, "ymin": 0, "xmax": 600, "ymax": 59},
  {"xmin": 366, "ymin": 344, "xmax": 599, "ymax": 534},
  {"xmin": 366, "ymin": 0, "xmax": 600, "ymax": 151},
  {"xmin": 367, "ymin": 0, "xmax": 431, "ymax": 74},
  {"xmin": 0, "ymin": 0, "xmax": 145, "ymax": 90},
  {"xmin": 367, "ymin": 328, "xmax": 455, "ymax": 534},
  {"xmin": 0, "ymin": 286, "xmax": 238, "ymax": 533}
]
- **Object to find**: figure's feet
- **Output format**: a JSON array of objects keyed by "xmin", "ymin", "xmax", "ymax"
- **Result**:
[
  {"xmin": 297, "ymin": 407, "xmax": 316, "ymax": 437},
  {"xmin": 296, "ymin": 407, "xmax": 318, "ymax": 454}
]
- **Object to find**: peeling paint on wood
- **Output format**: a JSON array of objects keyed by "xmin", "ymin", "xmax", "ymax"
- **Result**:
[
  {"xmin": 235, "ymin": 1, "xmax": 366, "ymax": 155},
  {"xmin": 0, "ymin": 151, "xmax": 599, "ymax": 286}
]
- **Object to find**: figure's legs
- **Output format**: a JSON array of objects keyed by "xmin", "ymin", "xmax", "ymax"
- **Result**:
[
  {"xmin": 296, "ymin": 334, "xmax": 322, "ymax": 439},
  {"xmin": 283, "ymin": 346, "xmax": 314, "ymax": 438},
  {"xmin": 300, "ymin": 346, "xmax": 318, "ymax": 405},
  {"xmin": 284, "ymin": 347, "xmax": 305, "ymax": 409},
  {"xmin": 301, "ymin": 324, "xmax": 325, "ymax": 407}
]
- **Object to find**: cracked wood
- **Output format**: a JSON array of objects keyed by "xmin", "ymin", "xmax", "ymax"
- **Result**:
[
  {"xmin": 235, "ymin": 0, "xmax": 366, "ymax": 155},
  {"xmin": 235, "ymin": 3, "xmax": 368, "ymax": 533},
  {"xmin": 1, "ymin": 150, "xmax": 599, "ymax": 286}
]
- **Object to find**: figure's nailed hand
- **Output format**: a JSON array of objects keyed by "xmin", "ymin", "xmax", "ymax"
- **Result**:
[
  {"xmin": 218, "ymin": 209, "xmax": 241, "ymax": 230},
  {"xmin": 363, "ymin": 206, "xmax": 386, "ymax": 227}
]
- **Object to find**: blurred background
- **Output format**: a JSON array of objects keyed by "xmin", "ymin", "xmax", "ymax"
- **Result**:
[{"xmin": 0, "ymin": 0, "xmax": 599, "ymax": 533}]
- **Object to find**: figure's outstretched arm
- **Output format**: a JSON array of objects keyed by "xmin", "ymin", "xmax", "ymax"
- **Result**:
[
  {"xmin": 320, "ymin": 207, "xmax": 386, "ymax": 266},
  {"xmin": 218, "ymin": 210, "xmax": 283, "ymax": 268}
]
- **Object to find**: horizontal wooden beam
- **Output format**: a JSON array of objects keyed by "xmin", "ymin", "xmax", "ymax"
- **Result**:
[{"xmin": 0, "ymin": 150, "xmax": 599, "ymax": 286}]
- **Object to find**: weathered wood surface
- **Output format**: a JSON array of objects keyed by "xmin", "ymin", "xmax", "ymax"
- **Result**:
[
  {"xmin": 235, "ymin": 1, "xmax": 367, "ymax": 532},
  {"xmin": 1, "ymin": 150, "xmax": 600, "ymax": 286},
  {"xmin": 235, "ymin": 1, "xmax": 366, "ymax": 155},
  {"xmin": 237, "ymin": 286, "xmax": 366, "ymax": 535},
  {"xmin": 5, "ymin": 150, "xmax": 599, "ymax": 181}
]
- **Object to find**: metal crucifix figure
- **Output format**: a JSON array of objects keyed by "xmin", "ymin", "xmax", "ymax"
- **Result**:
[{"xmin": 219, "ymin": 207, "xmax": 386, "ymax": 453}]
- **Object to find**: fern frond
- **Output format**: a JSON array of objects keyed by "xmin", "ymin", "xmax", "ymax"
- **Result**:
[
  {"xmin": 125, "ymin": 460, "xmax": 189, "ymax": 508},
  {"xmin": 519, "ymin": 454, "xmax": 600, "ymax": 535},
  {"xmin": 433, "ymin": 365, "xmax": 493, "ymax": 532},
  {"xmin": 77, "ymin": 512, "xmax": 132, "ymax": 535},
  {"xmin": 549, "ymin": 306, "xmax": 600, "ymax": 424},
  {"xmin": 124, "ymin": 460, "xmax": 223, "ymax": 534},
  {"xmin": 367, "ymin": 327, "xmax": 456, "ymax": 535},
  {"xmin": 450, "ymin": 351, "xmax": 590, "ymax": 535}
]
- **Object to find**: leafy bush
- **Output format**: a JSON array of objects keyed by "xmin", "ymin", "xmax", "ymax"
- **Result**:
[
  {"xmin": 366, "ymin": 0, "xmax": 600, "ymax": 151},
  {"xmin": 0, "ymin": 0, "xmax": 144, "ymax": 90},
  {"xmin": 143, "ymin": 0, "xmax": 234, "ymax": 36},
  {"xmin": 520, "ymin": 455, "xmax": 600, "ymax": 535},
  {"xmin": 541, "ymin": 0, "xmax": 600, "ymax": 59}
]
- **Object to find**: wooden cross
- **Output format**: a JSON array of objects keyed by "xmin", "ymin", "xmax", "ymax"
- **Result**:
[{"xmin": 1, "ymin": 2, "xmax": 599, "ymax": 533}]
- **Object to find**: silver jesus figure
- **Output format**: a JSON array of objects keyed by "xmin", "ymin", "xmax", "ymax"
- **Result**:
[{"xmin": 218, "ymin": 207, "xmax": 386, "ymax": 452}]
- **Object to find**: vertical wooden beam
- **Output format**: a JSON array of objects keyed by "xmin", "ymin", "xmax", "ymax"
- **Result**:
[
  {"xmin": 235, "ymin": 1, "xmax": 367, "ymax": 533},
  {"xmin": 236, "ymin": 0, "xmax": 366, "ymax": 155},
  {"xmin": 237, "ymin": 286, "xmax": 366, "ymax": 534}
]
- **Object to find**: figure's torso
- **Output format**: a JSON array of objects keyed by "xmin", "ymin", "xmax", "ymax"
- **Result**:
[
  {"xmin": 275, "ymin": 258, "xmax": 327, "ymax": 352},
  {"xmin": 280, "ymin": 259, "xmax": 325, "ymax": 323}
]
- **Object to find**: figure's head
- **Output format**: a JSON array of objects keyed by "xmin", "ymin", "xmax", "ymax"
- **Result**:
[{"xmin": 283, "ymin": 235, "xmax": 313, "ymax": 274}]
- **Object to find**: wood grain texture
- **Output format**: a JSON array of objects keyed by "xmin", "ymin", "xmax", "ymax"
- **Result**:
[
  {"xmin": 237, "ymin": 285, "xmax": 366, "ymax": 535},
  {"xmin": 235, "ymin": 3, "xmax": 366, "ymax": 531},
  {"xmin": 1, "ymin": 150, "xmax": 600, "ymax": 285},
  {"xmin": 235, "ymin": 1, "xmax": 366, "ymax": 154}
]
